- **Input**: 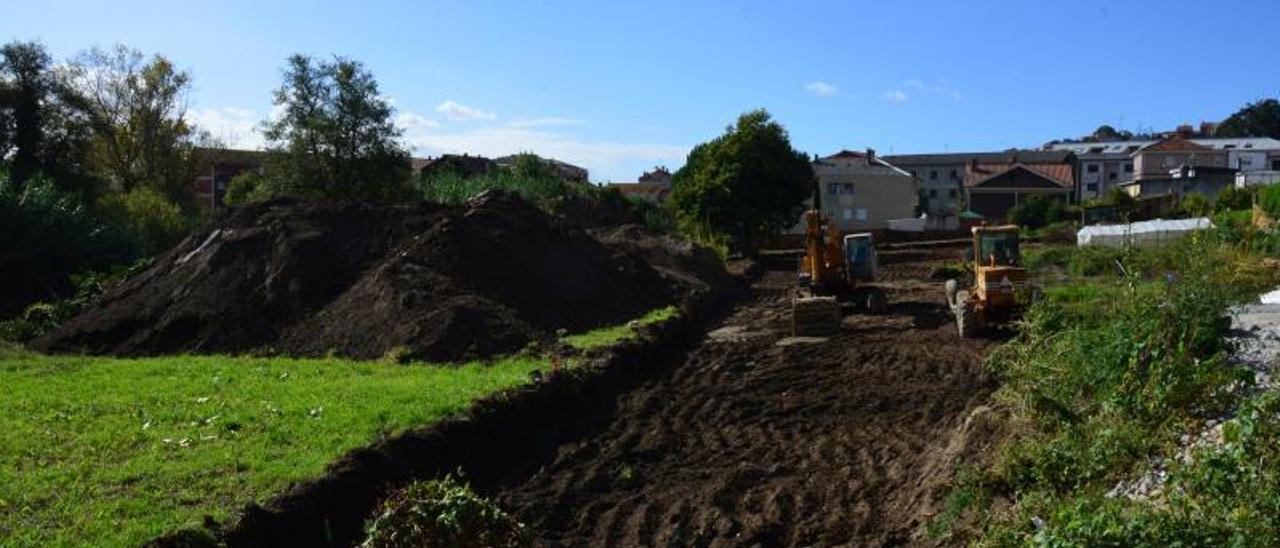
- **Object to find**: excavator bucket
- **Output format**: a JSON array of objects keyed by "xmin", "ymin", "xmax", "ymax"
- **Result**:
[{"xmin": 792, "ymin": 296, "xmax": 841, "ymax": 337}]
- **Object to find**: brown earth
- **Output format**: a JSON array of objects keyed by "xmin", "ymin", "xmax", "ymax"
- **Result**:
[
  {"xmin": 490, "ymin": 245, "xmax": 1003, "ymax": 547},
  {"xmin": 33, "ymin": 191, "xmax": 726, "ymax": 362}
]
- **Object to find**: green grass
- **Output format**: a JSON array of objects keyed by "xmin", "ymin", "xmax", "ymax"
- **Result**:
[
  {"xmin": 0, "ymin": 351, "xmax": 547, "ymax": 547},
  {"xmin": 561, "ymin": 306, "xmax": 679, "ymax": 350}
]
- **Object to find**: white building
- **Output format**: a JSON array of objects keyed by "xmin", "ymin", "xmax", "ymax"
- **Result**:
[{"xmin": 810, "ymin": 149, "xmax": 918, "ymax": 231}]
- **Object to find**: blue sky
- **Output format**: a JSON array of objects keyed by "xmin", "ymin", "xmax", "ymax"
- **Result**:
[{"xmin": 4, "ymin": 0, "xmax": 1278, "ymax": 181}]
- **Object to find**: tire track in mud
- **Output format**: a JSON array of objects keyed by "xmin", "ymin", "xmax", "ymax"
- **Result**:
[{"xmin": 494, "ymin": 246, "xmax": 1000, "ymax": 547}]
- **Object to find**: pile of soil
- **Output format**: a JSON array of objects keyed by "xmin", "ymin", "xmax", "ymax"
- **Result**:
[{"xmin": 34, "ymin": 191, "xmax": 725, "ymax": 361}]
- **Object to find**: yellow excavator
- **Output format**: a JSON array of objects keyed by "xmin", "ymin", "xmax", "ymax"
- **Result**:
[
  {"xmin": 792, "ymin": 209, "xmax": 886, "ymax": 337},
  {"xmin": 944, "ymin": 225, "xmax": 1031, "ymax": 337}
]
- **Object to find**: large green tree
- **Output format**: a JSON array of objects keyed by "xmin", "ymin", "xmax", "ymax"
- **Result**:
[
  {"xmin": 0, "ymin": 41, "xmax": 97, "ymax": 195},
  {"xmin": 65, "ymin": 45, "xmax": 208, "ymax": 208},
  {"xmin": 670, "ymin": 109, "xmax": 813, "ymax": 254},
  {"xmin": 259, "ymin": 54, "xmax": 410, "ymax": 201},
  {"xmin": 1216, "ymin": 97, "xmax": 1280, "ymax": 139}
]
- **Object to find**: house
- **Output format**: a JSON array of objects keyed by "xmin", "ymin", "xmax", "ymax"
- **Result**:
[
  {"xmin": 1047, "ymin": 135, "xmax": 1280, "ymax": 199},
  {"xmin": 1044, "ymin": 141, "xmax": 1144, "ymax": 200},
  {"xmin": 809, "ymin": 149, "xmax": 917, "ymax": 231},
  {"xmin": 191, "ymin": 148, "xmax": 268, "ymax": 211},
  {"xmin": 1120, "ymin": 164, "xmax": 1237, "ymax": 200},
  {"xmin": 885, "ymin": 149, "xmax": 1075, "ymax": 217},
  {"xmin": 964, "ymin": 162, "xmax": 1074, "ymax": 221},
  {"xmin": 607, "ymin": 166, "xmax": 673, "ymax": 204},
  {"xmin": 1131, "ymin": 137, "xmax": 1228, "ymax": 181}
]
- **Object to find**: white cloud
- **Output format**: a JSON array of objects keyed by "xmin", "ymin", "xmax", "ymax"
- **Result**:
[
  {"xmin": 903, "ymin": 79, "xmax": 963, "ymax": 102},
  {"xmin": 396, "ymin": 111, "xmax": 441, "ymax": 129},
  {"xmin": 804, "ymin": 81, "xmax": 839, "ymax": 97},
  {"xmin": 506, "ymin": 117, "xmax": 585, "ymax": 128},
  {"xmin": 435, "ymin": 100, "xmax": 496, "ymax": 121},
  {"xmin": 401, "ymin": 125, "xmax": 685, "ymax": 182},
  {"xmin": 881, "ymin": 90, "xmax": 909, "ymax": 103},
  {"xmin": 188, "ymin": 107, "xmax": 264, "ymax": 149}
]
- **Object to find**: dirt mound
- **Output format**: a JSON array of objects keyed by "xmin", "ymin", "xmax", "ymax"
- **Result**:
[
  {"xmin": 34, "ymin": 191, "xmax": 723, "ymax": 361},
  {"xmin": 591, "ymin": 224, "xmax": 733, "ymax": 300}
]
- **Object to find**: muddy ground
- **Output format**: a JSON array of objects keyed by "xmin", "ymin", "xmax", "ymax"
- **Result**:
[{"xmin": 490, "ymin": 245, "xmax": 1003, "ymax": 547}]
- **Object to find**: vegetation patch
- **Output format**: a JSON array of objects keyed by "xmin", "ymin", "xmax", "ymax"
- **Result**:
[
  {"xmin": 0, "ymin": 351, "xmax": 547, "ymax": 546},
  {"xmin": 561, "ymin": 306, "xmax": 679, "ymax": 350},
  {"xmin": 362, "ymin": 473, "xmax": 530, "ymax": 548},
  {"xmin": 934, "ymin": 234, "xmax": 1280, "ymax": 545}
]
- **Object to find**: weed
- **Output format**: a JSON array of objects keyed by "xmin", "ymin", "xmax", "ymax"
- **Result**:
[{"xmin": 361, "ymin": 473, "xmax": 529, "ymax": 548}]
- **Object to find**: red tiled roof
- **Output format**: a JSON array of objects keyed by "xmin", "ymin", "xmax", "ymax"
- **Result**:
[
  {"xmin": 1138, "ymin": 137, "xmax": 1214, "ymax": 153},
  {"xmin": 965, "ymin": 162, "xmax": 1073, "ymax": 189}
]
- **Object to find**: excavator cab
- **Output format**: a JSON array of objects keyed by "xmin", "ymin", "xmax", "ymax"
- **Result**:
[{"xmin": 844, "ymin": 233, "xmax": 877, "ymax": 282}]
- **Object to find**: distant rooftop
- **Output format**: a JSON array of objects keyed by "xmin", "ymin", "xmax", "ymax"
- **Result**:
[{"xmin": 883, "ymin": 149, "xmax": 1073, "ymax": 166}]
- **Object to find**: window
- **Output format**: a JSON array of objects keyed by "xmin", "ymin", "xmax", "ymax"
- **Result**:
[
  {"xmin": 929, "ymin": 170, "xmax": 938, "ymax": 180},
  {"xmin": 827, "ymin": 183, "xmax": 854, "ymax": 195},
  {"xmin": 949, "ymin": 169, "xmax": 958, "ymax": 180},
  {"xmin": 1124, "ymin": 163, "xmax": 1133, "ymax": 172},
  {"xmin": 948, "ymin": 189, "xmax": 957, "ymax": 198},
  {"xmin": 856, "ymin": 209, "xmax": 867, "ymax": 221},
  {"xmin": 1108, "ymin": 172, "xmax": 1117, "ymax": 181},
  {"xmin": 909, "ymin": 170, "xmax": 917, "ymax": 178},
  {"xmin": 1272, "ymin": 159, "xmax": 1280, "ymax": 171},
  {"xmin": 842, "ymin": 208, "xmax": 853, "ymax": 220},
  {"xmin": 1086, "ymin": 182, "xmax": 1098, "ymax": 191},
  {"xmin": 928, "ymin": 189, "xmax": 938, "ymax": 198},
  {"xmin": 1087, "ymin": 164, "xmax": 1099, "ymax": 173}
]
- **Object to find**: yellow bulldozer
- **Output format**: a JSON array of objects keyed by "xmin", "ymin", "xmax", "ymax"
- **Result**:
[
  {"xmin": 791, "ymin": 209, "xmax": 886, "ymax": 337},
  {"xmin": 944, "ymin": 225, "xmax": 1032, "ymax": 338}
]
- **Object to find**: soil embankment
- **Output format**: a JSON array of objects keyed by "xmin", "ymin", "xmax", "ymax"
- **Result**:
[{"xmin": 33, "ymin": 192, "xmax": 723, "ymax": 362}]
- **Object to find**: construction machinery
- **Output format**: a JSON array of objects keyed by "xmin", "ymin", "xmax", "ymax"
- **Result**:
[
  {"xmin": 944, "ymin": 225, "xmax": 1031, "ymax": 337},
  {"xmin": 792, "ymin": 209, "xmax": 886, "ymax": 337}
]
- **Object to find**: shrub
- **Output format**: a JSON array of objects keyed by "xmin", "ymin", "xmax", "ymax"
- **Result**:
[
  {"xmin": 1178, "ymin": 193, "xmax": 1211, "ymax": 218},
  {"xmin": 1009, "ymin": 195, "xmax": 1076, "ymax": 229},
  {"xmin": 0, "ymin": 260, "xmax": 149, "ymax": 343},
  {"xmin": 223, "ymin": 171, "xmax": 274, "ymax": 206},
  {"xmin": 1258, "ymin": 183, "xmax": 1280, "ymax": 219},
  {"xmin": 362, "ymin": 474, "xmax": 529, "ymax": 548},
  {"xmin": 0, "ymin": 173, "xmax": 138, "ymax": 316},
  {"xmin": 1214, "ymin": 184, "xmax": 1256, "ymax": 212},
  {"xmin": 97, "ymin": 187, "xmax": 190, "ymax": 255}
]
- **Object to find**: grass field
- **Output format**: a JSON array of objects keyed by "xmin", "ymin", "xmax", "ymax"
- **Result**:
[
  {"xmin": 0, "ymin": 307, "xmax": 675, "ymax": 546},
  {"xmin": 0, "ymin": 348, "xmax": 547, "ymax": 546}
]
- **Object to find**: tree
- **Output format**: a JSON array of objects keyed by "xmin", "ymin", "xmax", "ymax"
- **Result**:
[
  {"xmin": 0, "ymin": 41, "xmax": 97, "ymax": 195},
  {"xmin": 65, "ymin": 45, "xmax": 208, "ymax": 208},
  {"xmin": 259, "ymin": 54, "xmax": 410, "ymax": 201},
  {"xmin": 1216, "ymin": 98, "xmax": 1280, "ymax": 139},
  {"xmin": 670, "ymin": 109, "xmax": 813, "ymax": 254}
]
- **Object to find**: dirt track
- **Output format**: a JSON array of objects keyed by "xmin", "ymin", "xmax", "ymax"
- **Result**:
[{"xmin": 493, "ymin": 247, "xmax": 1002, "ymax": 547}]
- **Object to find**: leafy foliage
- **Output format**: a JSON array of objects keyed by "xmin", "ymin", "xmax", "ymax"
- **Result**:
[
  {"xmin": 944, "ymin": 236, "xmax": 1280, "ymax": 545},
  {"xmin": 257, "ymin": 54, "xmax": 411, "ymax": 202},
  {"xmin": 1008, "ymin": 195, "xmax": 1076, "ymax": 229},
  {"xmin": 362, "ymin": 474, "xmax": 530, "ymax": 548},
  {"xmin": 0, "ymin": 172, "xmax": 137, "ymax": 316},
  {"xmin": 97, "ymin": 187, "xmax": 190, "ymax": 255},
  {"xmin": 65, "ymin": 45, "xmax": 209, "ymax": 208},
  {"xmin": 1177, "ymin": 193, "xmax": 1211, "ymax": 218},
  {"xmin": 670, "ymin": 109, "xmax": 812, "ymax": 255},
  {"xmin": 1214, "ymin": 184, "xmax": 1256, "ymax": 213},
  {"xmin": 1216, "ymin": 97, "xmax": 1280, "ymax": 139},
  {"xmin": 0, "ymin": 40, "xmax": 99, "ymax": 195}
]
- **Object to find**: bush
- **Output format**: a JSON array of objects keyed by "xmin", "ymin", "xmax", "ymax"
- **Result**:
[
  {"xmin": 0, "ymin": 260, "xmax": 150, "ymax": 343},
  {"xmin": 362, "ymin": 474, "xmax": 529, "ymax": 548},
  {"xmin": 1258, "ymin": 184, "xmax": 1280, "ymax": 219},
  {"xmin": 1178, "ymin": 194, "xmax": 1211, "ymax": 218},
  {"xmin": 97, "ymin": 187, "xmax": 190, "ymax": 255},
  {"xmin": 1009, "ymin": 195, "xmax": 1076, "ymax": 229},
  {"xmin": 946, "ymin": 236, "xmax": 1280, "ymax": 544},
  {"xmin": 0, "ymin": 173, "xmax": 138, "ymax": 316},
  {"xmin": 223, "ymin": 171, "xmax": 274, "ymax": 206},
  {"xmin": 1214, "ymin": 185, "xmax": 1256, "ymax": 212}
]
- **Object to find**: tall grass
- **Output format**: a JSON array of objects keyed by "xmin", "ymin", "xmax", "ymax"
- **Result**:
[{"xmin": 940, "ymin": 235, "xmax": 1280, "ymax": 545}]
